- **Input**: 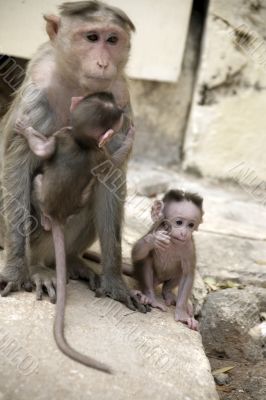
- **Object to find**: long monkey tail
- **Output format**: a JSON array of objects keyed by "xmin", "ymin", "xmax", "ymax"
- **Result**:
[{"xmin": 52, "ymin": 222, "xmax": 111, "ymax": 374}]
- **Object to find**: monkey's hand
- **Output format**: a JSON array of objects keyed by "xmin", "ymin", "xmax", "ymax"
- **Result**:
[
  {"xmin": 14, "ymin": 115, "xmax": 31, "ymax": 135},
  {"xmin": 30, "ymin": 265, "xmax": 57, "ymax": 304},
  {"xmin": 0, "ymin": 262, "xmax": 32, "ymax": 297},
  {"xmin": 96, "ymin": 275, "xmax": 150, "ymax": 313},
  {"xmin": 175, "ymin": 306, "xmax": 198, "ymax": 331},
  {"xmin": 130, "ymin": 289, "xmax": 152, "ymax": 309},
  {"xmin": 150, "ymin": 231, "xmax": 171, "ymax": 251},
  {"xmin": 125, "ymin": 125, "xmax": 135, "ymax": 141}
]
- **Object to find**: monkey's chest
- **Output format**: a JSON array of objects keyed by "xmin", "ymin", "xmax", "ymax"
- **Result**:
[{"xmin": 153, "ymin": 245, "xmax": 182, "ymax": 282}]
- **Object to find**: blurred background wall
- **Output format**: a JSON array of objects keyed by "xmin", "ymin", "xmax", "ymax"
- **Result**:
[{"xmin": 0, "ymin": 0, "xmax": 265, "ymax": 194}]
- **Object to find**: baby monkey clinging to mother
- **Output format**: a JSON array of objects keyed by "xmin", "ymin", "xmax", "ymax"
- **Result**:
[
  {"xmin": 15, "ymin": 91, "xmax": 134, "ymax": 373},
  {"xmin": 131, "ymin": 189, "xmax": 204, "ymax": 331}
]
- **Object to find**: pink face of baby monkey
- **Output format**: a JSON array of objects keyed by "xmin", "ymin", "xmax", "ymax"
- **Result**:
[{"xmin": 164, "ymin": 200, "xmax": 202, "ymax": 243}]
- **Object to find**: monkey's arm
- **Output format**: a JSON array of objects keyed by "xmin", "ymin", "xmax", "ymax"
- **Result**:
[
  {"xmin": 135, "ymin": 256, "xmax": 167, "ymax": 312},
  {"xmin": 176, "ymin": 261, "xmax": 195, "ymax": 310},
  {"xmin": 0, "ymin": 85, "xmax": 55, "ymax": 295},
  {"xmin": 15, "ymin": 117, "xmax": 56, "ymax": 160},
  {"xmin": 109, "ymin": 126, "xmax": 135, "ymax": 166},
  {"xmin": 131, "ymin": 234, "xmax": 154, "ymax": 261},
  {"xmin": 175, "ymin": 254, "xmax": 198, "ymax": 330},
  {"xmin": 132, "ymin": 229, "xmax": 170, "ymax": 261}
]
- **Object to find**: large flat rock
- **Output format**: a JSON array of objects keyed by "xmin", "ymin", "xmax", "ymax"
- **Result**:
[{"xmin": 0, "ymin": 282, "xmax": 218, "ymax": 400}]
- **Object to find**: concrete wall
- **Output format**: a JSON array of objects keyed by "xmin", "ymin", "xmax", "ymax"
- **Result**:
[
  {"xmin": 130, "ymin": 9, "xmax": 202, "ymax": 166},
  {"xmin": 0, "ymin": 0, "xmax": 192, "ymax": 82},
  {"xmin": 184, "ymin": 0, "xmax": 266, "ymax": 193}
]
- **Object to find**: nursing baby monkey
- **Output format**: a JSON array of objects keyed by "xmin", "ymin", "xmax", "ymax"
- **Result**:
[
  {"xmin": 132, "ymin": 190, "xmax": 204, "ymax": 331},
  {"xmin": 15, "ymin": 92, "xmax": 133, "ymax": 228},
  {"xmin": 14, "ymin": 91, "xmax": 134, "ymax": 373}
]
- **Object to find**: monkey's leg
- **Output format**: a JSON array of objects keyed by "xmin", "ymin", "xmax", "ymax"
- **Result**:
[
  {"xmin": 15, "ymin": 121, "xmax": 56, "ymax": 160},
  {"xmin": 162, "ymin": 277, "xmax": 180, "ymax": 306},
  {"xmin": 0, "ymin": 86, "xmax": 55, "ymax": 296},
  {"xmin": 94, "ymin": 183, "xmax": 148, "ymax": 313},
  {"xmin": 0, "ymin": 159, "xmax": 32, "ymax": 295},
  {"xmin": 27, "ymin": 225, "xmax": 62, "ymax": 303},
  {"xmin": 163, "ymin": 283, "xmax": 194, "ymax": 314},
  {"xmin": 65, "ymin": 213, "xmax": 101, "ymax": 291},
  {"xmin": 136, "ymin": 257, "xmax": 167, "ymax": 312},
  {"xmin": 175, "ymin": 271, "xmax": 198, "ymax": 331},
  {"xmin": 68, "ymin": 255, "xmax": 100, "ymax": 291}
]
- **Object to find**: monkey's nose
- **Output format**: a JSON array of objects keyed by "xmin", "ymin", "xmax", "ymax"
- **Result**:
[{"xmin": 97, "ymin": 61, "xmax": 108, "ymax": 69}]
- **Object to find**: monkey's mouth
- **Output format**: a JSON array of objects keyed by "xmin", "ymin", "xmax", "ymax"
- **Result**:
[
  {"xmin": 172, "ymin": 237, "xmax": 186, "ymax": 243},
  {"xmin": 85, "ymin": 74, "xmax": 112, "ymax": 81}
]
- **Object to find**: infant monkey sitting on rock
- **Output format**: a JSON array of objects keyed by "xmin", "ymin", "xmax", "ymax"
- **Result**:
[{"xmin": 131, "ymin": 189, "xmax": 204, "ymax": 331}]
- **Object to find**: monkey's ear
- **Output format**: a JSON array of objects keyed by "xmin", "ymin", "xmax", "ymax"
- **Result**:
[
  {"xmin": 195, "ymin": 211, "xmax": 204, "ymax": 230},
  {"xmin": 98, "ymin": 129, "xmax": 115, "ymax": 148},
  {"xmin": 70, "ymin": 96, "xmax": 84, "ymax": 112},
  {"xmin": 43, "ymin": 15, "xmax": 61, "ymax": 41},
  {"xmin": 151, "ymin": 200, "xmax": 164, "ymax": 222}
]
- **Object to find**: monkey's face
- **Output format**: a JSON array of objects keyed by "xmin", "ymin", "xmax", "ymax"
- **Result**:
[
  {"xmin": 57, "ymin": 20, "xmax": 130, "ymax": 85},
  {"xmin": 164, "ymin": 201, "xmax": 202, "ymax": 243}
]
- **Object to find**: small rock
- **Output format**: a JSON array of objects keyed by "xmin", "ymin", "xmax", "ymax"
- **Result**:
[
  {"xmin": 214, "ymin": 372, "xmax": 230, "ymax": 386},
  {"xmin": 200, "ymin": 288, "xmax": 264, "ymax": 362},
  {"xmin": 192, "ymin": 270, "xmax": 208, "ymax": 316}
]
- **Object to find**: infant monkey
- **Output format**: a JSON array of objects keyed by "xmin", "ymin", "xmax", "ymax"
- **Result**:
[
  {"xmin": 131, "ymin": 189, "xmax": 203, "ymax": 331},
  {"xmin": 16, "ymin": 92, "xmax": 133, "ymax": 227},
  {"xmin": 15, "ymin": 92, "xmax": 134, "ymax": 373}
]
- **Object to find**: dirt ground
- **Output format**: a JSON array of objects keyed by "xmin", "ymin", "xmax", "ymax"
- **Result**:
[{"xmin": 209, "ymin": 356, "xmax": 266, "ymax": 400}]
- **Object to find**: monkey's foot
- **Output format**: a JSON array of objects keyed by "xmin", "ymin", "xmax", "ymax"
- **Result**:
[
  {"xmin": 30, "ymin": 265, "xmax": 57, "ymax": 303},
  {"xmin": 131, "ymin": 290, "xmax": 150, "ymax": 305},
  {"xmin": 144, "ymin": 294, "xmax": 167, "ymax": 312},
  {"xmin": 175, "ymin": 306, "xmax": 198, "ymax": 331},
  {"xmin": 162, "ymin": 291, "xmax": 176, "ymax": 307},
  {"xmin": 96, "ymin": 276, "xmax": 150, "ymax": 313},
  {"xmin": 68, "ymin": 255, "xmax": 100, "ymax": 291},
  {"xmin": 0, "ymin": 263, "xmax": 32, "ymax": 296},
  {"xmin": 0, "ymin": 274, "xmax": 32, "ymax": 296}
]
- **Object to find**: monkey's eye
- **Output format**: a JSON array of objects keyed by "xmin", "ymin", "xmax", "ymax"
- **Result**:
[
  {"xmin": 188, "ymin": 223, "xmax": 195, "ymax": 229},
  {"xmin": 175, "ymin": 220, "xmax": 183, "ymax": 226},
  {"xmin": 107, "ymin": 35, "xmax": 119, "ymax": 45},
  {"xmin": 86, "ymin": 33, "xmax": 99, "ymax": 42}
]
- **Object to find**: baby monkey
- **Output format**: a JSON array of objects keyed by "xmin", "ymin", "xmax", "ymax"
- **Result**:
[
  {"xmin": 16, "ymin": 92, "xmax": 133, "ymax": 227},
  {"xmin": 15, "ymin": 92, "xmax": 134, "ymax": 373},
  {"xmin": 132, "ymin": 189, "xmax": 203, "ymax": 331}
]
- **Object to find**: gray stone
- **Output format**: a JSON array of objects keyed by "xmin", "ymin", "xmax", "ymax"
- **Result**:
[
  {"xmin": 213, "ymin": 372, "xmax": 230, "ymax": 386},
  {"xmin": 200, "ymin": 288, "xmax": 265, "ymax": 362},
  {"xmin": 192, "ymin": 271, "xmax": 208, "ymax": 316}
]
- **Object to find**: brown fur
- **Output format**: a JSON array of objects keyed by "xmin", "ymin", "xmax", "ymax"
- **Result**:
[
  {"xmin": 0, "ymin": 0, "xmax": 147, "ymax": 373},
  {"xmin": 131, "ymin": 190, "xmax": 204, "ymax": 331}
]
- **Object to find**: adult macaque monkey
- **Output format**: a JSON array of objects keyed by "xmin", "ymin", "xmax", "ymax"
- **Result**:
[
  {"xmin": 0, "ymin": 1, "xmax": 146, "ymax": 312},
  {"xmin": 131, "ymin": 190, "xmax": 204, "ymax": 331}
]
